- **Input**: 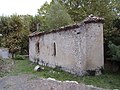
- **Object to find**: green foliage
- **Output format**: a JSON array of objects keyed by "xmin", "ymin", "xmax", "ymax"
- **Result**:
[
  {"xmin": 113, "ymin": 18, "xmax": 120, "ymax": 30},
  {"xmin": 0, "ymin": 15, "xmax": 42, "ymax": 55},
  {"xmin": 108, "ymin": 42, "xmax": 120, "ymax": 61},
  {"xmin": 0, "ymin": 15, "xmax": 29, "ymax": 55},
  {"xmin": 37, "ymin": 2, "xmax": 50, "ymax": 31},
  {"xmin": 45, "ymin": 1, "xmax": 73, "ymax": 30},
  {"xmin": 29, "ymin": 15, "xmax": 41, "ymax": 32},
  {"xmin": 14, "ymin": 55, "xmax": 26, "ymax": 60},
  {"xmin": 38, "ymin": 1, "xmax": 73, "ymax": 31},
  {"xmin": 38, "ymin": 2, "xmax": 50, "ymax": 16},
  {"xmin": 59, "ymin": 0, "xmax": 119, "ymax": 21}
]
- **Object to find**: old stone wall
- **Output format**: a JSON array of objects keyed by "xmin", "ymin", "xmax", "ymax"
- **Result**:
[
  {"xmin": 85, "ymin": 23, "xmax": 104, "ymax": 70},
  {"xmin": 29, "ymin": 24, "xmax": 87, "ymax": 75},
  {"xmin": 29, "ymin": 16, "xmax": 104, "ymax": 76}
]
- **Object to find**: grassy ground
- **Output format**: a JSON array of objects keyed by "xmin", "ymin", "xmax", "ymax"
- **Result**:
[
  {"xmin": 0, "ymin": 59, "xmax": 13, "ymax": 77},
  {"xmin": 2, "ymin": 59, "xmax": 120, "ymax": 89}
]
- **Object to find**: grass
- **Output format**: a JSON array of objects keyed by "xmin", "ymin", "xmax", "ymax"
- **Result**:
[
  {"xmin": 0, "ymin": 59, "xmax": 13, "ymax": 77},
  {"xmin": 3, "ymin": 59, "xmax": 120, "ymax": 89}
]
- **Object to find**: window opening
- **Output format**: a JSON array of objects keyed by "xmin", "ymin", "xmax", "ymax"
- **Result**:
[
  {"xmin": 36, "ymin": 42, "xmax": 40, "ymax": 53},
  {"xmin": 53, "ymin": 42, "xmax": 56, "ymax": 56}
]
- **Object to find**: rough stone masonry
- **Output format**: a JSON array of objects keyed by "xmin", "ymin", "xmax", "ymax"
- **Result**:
[{"xmin": 29, "ymin": 16, "xmax": 104, "ymax": 76}]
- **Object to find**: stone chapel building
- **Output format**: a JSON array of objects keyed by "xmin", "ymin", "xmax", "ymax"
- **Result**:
[{"xmin": 29, "ymin": 16, "xmax": 104, "ymax": 76}]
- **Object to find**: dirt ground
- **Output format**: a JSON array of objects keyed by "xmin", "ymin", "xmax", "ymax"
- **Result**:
[
  {"xmin": 0, "ymin": 74, "xmax": 104, "ymax": 90},
  {"xmin": 0, "ymin": 74, "xmax": 47, "ymax": 90}
]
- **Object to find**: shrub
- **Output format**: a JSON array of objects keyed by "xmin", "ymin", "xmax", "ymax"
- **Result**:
[
  {"xmin": 108, "ymin": 41, "xmax": 120, "ymax": 61},
  {"xmin": 14, "ymin": 55, "xmax": 25, "ymax": 60}
]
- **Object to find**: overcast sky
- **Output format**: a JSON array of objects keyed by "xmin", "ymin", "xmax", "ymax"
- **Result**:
[{"xmin": 0, "ymin": 0, "xmax": 51, "ymax": 16}]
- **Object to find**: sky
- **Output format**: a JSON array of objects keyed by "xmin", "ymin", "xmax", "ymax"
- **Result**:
[{"xmin": 0, "ymin": 0, "xmax": 51, "ymax": 16}]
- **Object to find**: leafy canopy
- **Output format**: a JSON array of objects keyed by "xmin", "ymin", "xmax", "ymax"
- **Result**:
[{"xmin": 38, "ymin": 0, "xmax": 73, "ymax": 31}]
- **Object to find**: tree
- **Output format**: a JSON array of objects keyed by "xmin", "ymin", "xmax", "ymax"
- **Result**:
[
  {"xmin": 29, "ymin": 15, "xmax": 42, "ymax": 32},
  {"xmin": 59, "ymin": 0, "xmax": 120, "ymax": 21},
  {"xmin": 38, "ymin": 0, "xmax": 73, "ymax": 31},
  {"xmin": 1, "ymin": 15, "xmax": 24, "ymax": 57},
  {"xmin": 38, "ymin": 2, "xmax": 50, "ymax": 31},
  {"xmin": 0, "ymin": 16, "xmax": 11, "ymax": 36},
  {"xmin": 38, "ymin": 2, "xmax": 50, "ymax": 16},
  {"xmin": 108, "ymin": 42, "xmax": 120, "ymax": 61},
  {"xmin": 0, "ymin": 15, "xmax": 31, "ymax": 57},
  {"xmin": 0, "ymin": 14, "xmax": 44, "ymax": 56}
]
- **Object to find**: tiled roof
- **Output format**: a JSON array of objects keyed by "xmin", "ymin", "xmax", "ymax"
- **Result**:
[
  {"xmin": 29, "ymin": 16, "xmax": 104, "ymax": 37},
  {"xmin": 29, "ymin": 24, "xmax": 80, "ymax": 37},
  {"xmin": 83, "ymin": 15, "xmax": 104, "ymax": 23}
]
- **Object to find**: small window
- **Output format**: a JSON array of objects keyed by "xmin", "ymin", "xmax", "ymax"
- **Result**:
[
  {"xmin": 53, "ymin": 42, "xmax": 56, "ymax": 56},
  {"xmin": 36, "ymin": 42, "xmax": 40, "ymax": 53}
]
